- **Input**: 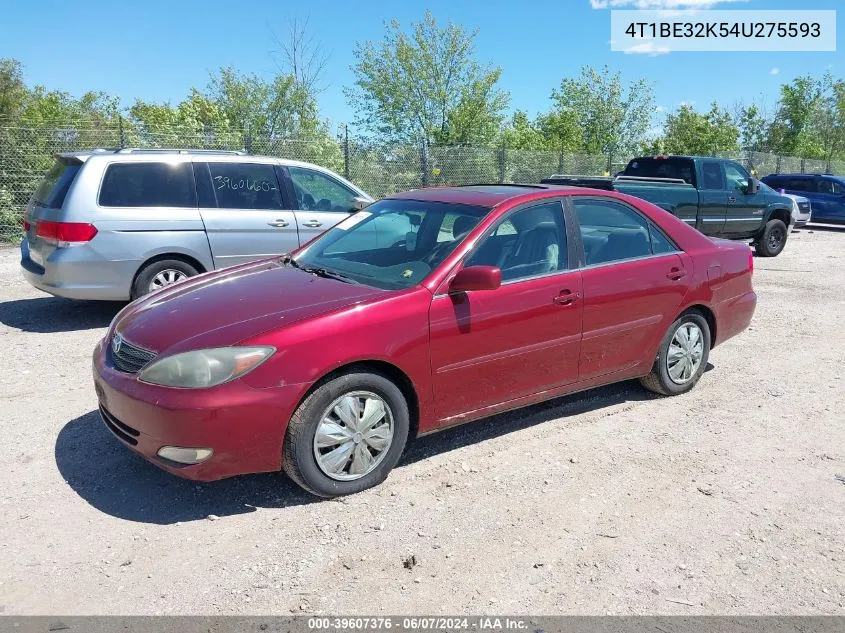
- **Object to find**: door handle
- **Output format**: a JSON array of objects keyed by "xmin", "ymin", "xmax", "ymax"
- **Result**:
[
  {"xmin": 302, "ymin": 220, "xmax": 322, "ymax": 228},
  {"xmin": 553, "ymin": 290, "xmax": 581, "ymax": 306},
  {"xmin": 268, "ymin": 219, "xmax": 289, "ymax": 228},
  {"xmin": 666, "ymin": 267, "xmax": 686, "ymax": 281},
  {"xmin": 728, "ymin": 195, "xmax": 736, "ymax": 204}
]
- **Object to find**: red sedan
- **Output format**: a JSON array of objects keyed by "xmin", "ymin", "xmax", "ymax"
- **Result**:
[{"xmin": 92, "ymin": 184, "xmax": 756, "ymax": 497}]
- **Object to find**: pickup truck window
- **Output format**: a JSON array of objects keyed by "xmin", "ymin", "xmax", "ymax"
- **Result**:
[
  {"xmin": 724, "ymin": 162, "xmax": 751, "ymax": 192},
  {"xmin": 701, "ymin": 161, "xmax": 725, "ymax": 190},
  {"xmin": 624, "ymin": 157, "xmax": 696, "ymax": 186}
]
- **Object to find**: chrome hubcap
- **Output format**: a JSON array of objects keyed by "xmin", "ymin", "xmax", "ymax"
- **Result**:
[
  {"xmin": 313, "ymin": 391, "xmax": 394, "ymax": 481},
  {"xmin": 149, "ymin": 269, "xmax": 187, "ymax": 291},
  {"xmin": 667, "ymin": 322, "xmax": 704, "ymax": 385}
]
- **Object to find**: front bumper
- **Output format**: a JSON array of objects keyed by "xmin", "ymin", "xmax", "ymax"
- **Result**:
[{"xmin": 92, "ymin": 338, "xmax": 307, "ymax": 481}]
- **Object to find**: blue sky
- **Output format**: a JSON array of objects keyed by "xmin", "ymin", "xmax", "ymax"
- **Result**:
[{"xmin": 0, "ymin": 0, "xmax": 841, "ymax": 134}]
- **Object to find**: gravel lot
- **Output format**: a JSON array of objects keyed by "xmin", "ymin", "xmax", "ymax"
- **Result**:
[{"xmin": 1, "ymin": 227, "xmax": 844, "ymax": 616}]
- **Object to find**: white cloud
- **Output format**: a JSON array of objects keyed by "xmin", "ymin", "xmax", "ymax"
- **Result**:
[
  {"xmin": 624, "ymin": 41, "xmax": 671, "ymax": 55},
  {"xmin": 770, "ymin": 67, "xmax": 780, "ymax": 76},
  {"xmin": 679, "ymin": 100, "xmax": 697, "ymax": 108},
  {"xmin": 591, "ymin": 0, "xmax": 744, "ymax": 7},
  {"xmin": 655, "ymin": 105, "xmax": 666, "ymax": 113}
]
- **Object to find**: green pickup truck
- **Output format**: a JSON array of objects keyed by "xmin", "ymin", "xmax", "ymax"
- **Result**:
[{"xmin": 542, "ymin": 155, "xmax": 795, "ymax": 256}]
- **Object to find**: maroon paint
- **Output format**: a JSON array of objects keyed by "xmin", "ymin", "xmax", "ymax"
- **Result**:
[{"xmin": 92, "ymin": 186, "xmax": 756, "ymax": 481}]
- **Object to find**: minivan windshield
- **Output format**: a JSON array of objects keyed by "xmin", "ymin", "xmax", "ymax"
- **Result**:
[
  {"xmin": 32, "ymin": 159, "xmax": 81, "ymax": 208},
  {"xmin": 292, "ymin": 199, "xmax": 489, "ymax": 290}
]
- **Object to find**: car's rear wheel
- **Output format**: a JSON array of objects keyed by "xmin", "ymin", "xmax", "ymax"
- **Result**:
[
  {"xmin": 283, "ymin": 371, "xmax": 410, "ymax": 498},
  {"xmin": 131, "ymin": 259, "xmax": 199, "ymax": 300},
  {"xmin": 754, "ymin": 219, "xmax": 788, "ymax": 257},
  {"xmin": 640, "ymin": 312, "xmax": 711, "ymax": 396}
]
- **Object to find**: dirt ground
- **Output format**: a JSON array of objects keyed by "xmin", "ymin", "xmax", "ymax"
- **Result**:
[{"xmin": 0, "ymin": 226, "xmax": 843, "ymax": 616}]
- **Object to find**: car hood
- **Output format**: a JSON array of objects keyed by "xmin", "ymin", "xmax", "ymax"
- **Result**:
[{"xmin": 112, "ymin": 258, "xmax": 385, "ymax": 354}]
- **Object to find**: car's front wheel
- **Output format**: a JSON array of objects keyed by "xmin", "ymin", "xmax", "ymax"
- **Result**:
[
  {"xmin": 640, "ymin": 311, "xmax": 711, "ymax": 396},
  {"xmin": 283, "ymin": 371, "xmax": 410, "ymax": 497},
  {"xmin": 754, "ymin": 219, "xmax": 788, "ymax": 257}
]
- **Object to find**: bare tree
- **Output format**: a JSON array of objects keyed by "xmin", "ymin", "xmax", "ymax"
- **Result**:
[{"xmin": 270, "ymin": 16, "xmax": 330, "ymax": 95}]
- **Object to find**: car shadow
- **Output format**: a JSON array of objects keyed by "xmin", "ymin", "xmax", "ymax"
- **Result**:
[
  {"xmin": 55, "ymin": 410, "xmax": 317, "ymax": 524},
  {"xmin": 0, "ymin": 297, "xmax": 123, "ymax": 333},
  {"xmin": 400, "ymin": 376, "xmax": 696, "ymax": 466},
  {"xmin": 58, "ymin": 369, "xmax": 716, "ymax": 524}
]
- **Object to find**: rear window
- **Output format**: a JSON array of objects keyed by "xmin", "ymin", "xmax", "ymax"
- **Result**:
[
  {"xmin": 624, "ymin": 158, "xmax": 696, "ymax": 186},
  {"xmin": 98, "ymin": 162, "xmax": 196, "ymax": 208},
  {"xmin": 32, "ymin": 160, "xmax": 81, "ymax": 208}
]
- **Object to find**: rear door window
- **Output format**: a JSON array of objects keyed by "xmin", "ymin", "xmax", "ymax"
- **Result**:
[
  {"xmin": 99, "ymin": 162, "xmax": 196, "ymax": 207},
  {"xmin": 700, "ymin": 161, "xmax": 725, "ymax": 190},
  {"xmin": 574, "ymin": 198, "xmax": 654, "ymax": 265},
  {"xmin": 818, "ymin": 179, "xmax": 844, "ymax": 195},
  {"xmin": 207, "ymin": 162, "xmax": 283, "ymax": 210},
  {"xmin": 32, "ymin": 160, "xmax": 81, "ymax": 208}
]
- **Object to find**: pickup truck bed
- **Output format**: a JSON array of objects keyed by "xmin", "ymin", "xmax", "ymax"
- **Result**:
[{"xmin": 542, "ymin": 156, "xmax": 796, "ymax": 257}]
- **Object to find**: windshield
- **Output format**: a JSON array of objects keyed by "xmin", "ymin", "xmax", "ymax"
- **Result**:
[{"xmin": 292, "ymin": 199, "xmax": 489, "ymax": 290}]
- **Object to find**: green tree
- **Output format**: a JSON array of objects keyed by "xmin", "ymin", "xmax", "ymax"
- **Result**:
[
  {"xmin": 735, "ymin": 103, "xmax": 771, "ymax": 153},
  {"xmin": 661, "ymin": 102, "xmax": 740, "ymax": 155},
  {"xmin": 499, "ymin": 111, "xmax": 546, "ymax": 150},
  {"xmin": 535, "ymin": 110, "xmax": 583, "ymax": 152},
  {"xmin": 207, "ymin": 66, "xmax": 317, "ymax": 136},
  {"xmin": 547, "ymin": 65, "xmax": 655, "ymax": 155},
  {"xmin": 346, "ymin": 11, "xmax": 509, "ymax": 147},
  {"xmin": 0, "ymin": 58, "xmax": 27, "ymax": 121}
]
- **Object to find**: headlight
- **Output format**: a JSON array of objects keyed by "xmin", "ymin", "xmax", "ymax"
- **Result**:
[{"xmin": 138, "ymin": 346, "xmax": 274, "ymax": 388}]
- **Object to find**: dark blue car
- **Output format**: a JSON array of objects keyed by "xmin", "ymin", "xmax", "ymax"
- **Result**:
[{"xmin": 761, "ymin": 174, "xmax": 845, "ymax": 224}]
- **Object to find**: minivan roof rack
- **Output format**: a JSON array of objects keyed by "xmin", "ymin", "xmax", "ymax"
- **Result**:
[{"xmin": 113, "ymin": 148, "xmax": 247, "ymax": 155}]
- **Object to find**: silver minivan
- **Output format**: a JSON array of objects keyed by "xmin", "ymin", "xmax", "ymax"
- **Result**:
[{"xmin": 20, "ymin": 149, "xmax": 373, "ymax": 300}]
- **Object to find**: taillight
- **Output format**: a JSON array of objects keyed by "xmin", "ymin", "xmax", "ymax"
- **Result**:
[
  {"xmin": 23, "ymin": 218, "xmax": 30, "ymax": 232},
  {"xmin": 35, "ymin": 221, "xmax": 98, "ymax": 245},
  {"xmin": 748, "ymin": 248, "xmax": 754, "ymax": 274}
]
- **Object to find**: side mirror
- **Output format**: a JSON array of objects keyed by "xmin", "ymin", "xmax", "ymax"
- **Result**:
[
  {"xmin": 745, "ymin": 177, "xmax": 760, "ymax": 195},
  {"xmin": 449, "ymin": 265, "xmax": 502, "ymax": 293},
  {"xmin": 351, "ymin": 196, "xmax": 371, "ymax": 211}
]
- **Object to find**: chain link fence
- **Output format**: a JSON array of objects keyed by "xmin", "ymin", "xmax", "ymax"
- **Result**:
[{"xmin": 2, "ymin": 123, "xmax": 844, "ymax": 242}]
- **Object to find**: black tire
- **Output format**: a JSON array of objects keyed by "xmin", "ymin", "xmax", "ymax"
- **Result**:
[
  {"xmin": 283, "ymin": 371, "xmax": 410, "ymax": 498},
  {"xmin": 131, "ymin": 258, "xmax": 199, "ymax": 300},
  {"xmin": 640, "ymin": 311, "xmax": 711, "ymax": 396},
  {"xmin": 754, "ymin": 219, "xmax": 788, "ymax": 257}
]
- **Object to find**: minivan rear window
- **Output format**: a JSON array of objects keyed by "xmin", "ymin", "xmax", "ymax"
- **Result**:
[
  {"xmin": 32, "ymin": 160, "xmax": 81, "ymax": 208},
  {"xmin": 98, "ymin": 162, "xmax": 196, "ymax": 208},
  {"xmin": 624, "ymin": 158, "xmax": 696, "ymax": 186}
]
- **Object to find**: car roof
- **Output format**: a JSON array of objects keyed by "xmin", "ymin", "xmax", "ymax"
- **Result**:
[
  {"xmin": 55, "ymin": 149, "xmax": 336, "ymax": 170},
  {"xmin": 389, "ymin": 184, "xmax": 581, "ymax": 207},
  {"xmin": 765, "ymin": 173, "xmax": 839, "ymax": 179}
]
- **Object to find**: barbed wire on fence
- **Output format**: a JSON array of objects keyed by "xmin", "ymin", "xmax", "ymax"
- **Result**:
[{"xmin": 1, "ymin": 124, "xmax": 843, "ymax": 242}]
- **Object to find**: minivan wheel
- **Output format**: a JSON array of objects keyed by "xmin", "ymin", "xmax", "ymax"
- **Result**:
[
  {"xmin": 283, "ymin": 371, "xmax": 410, "ymax": 498},
  {"xmin": 131, "ymin": 259, "xmax": 199, "ymax": 300},
  {"xmin": 754, "ymin": 219, "xmax": 788, "ymax": 257},
  {"xmin": 640, "ymin": 312, "xmax": 711, "ymax": 396}
]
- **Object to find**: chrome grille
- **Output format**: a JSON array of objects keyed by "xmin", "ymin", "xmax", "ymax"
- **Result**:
[{"xmin": 110, "ymin": 333, "xmax": 157, "ymax": 373}]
